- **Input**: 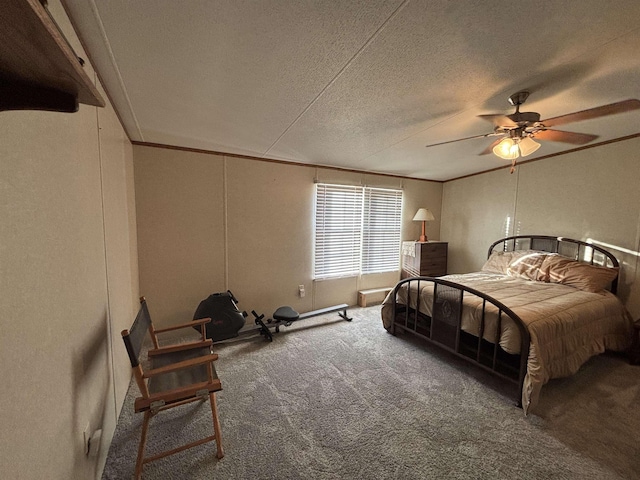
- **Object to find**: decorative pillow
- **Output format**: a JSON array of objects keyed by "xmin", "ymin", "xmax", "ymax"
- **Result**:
[
  {"xmin": 506, "ymin": 251, "xmax": 549, "ymax": 282},
  {"xmin": 539, "ymin": 254, "xmax": 619, "ymax": 293},
  {"xmin": 482, "ymin": 250, "xmax": 548, "ymax": 280},
  {"xmin": 482, "ymin": 250, "xmax": 519, "ymax": 274}
]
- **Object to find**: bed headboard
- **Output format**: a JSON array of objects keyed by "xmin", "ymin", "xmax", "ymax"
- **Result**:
[{"xmin": 487, "ymin": 235, "xmax": 620, "ymax": 294}]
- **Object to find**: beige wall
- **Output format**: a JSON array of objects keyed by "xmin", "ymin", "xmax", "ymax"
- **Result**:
[
  {"xmin": 441, "ymin": 136, "xmax": 640, "ymax": 317},
  {"xmin": 134, "ymin": 148, "xmax": 226, "ymax": 324},
  {"xmin": 134, "ymin": 145, "xmax": 443, "ymax": 327},
  {"xmin": 441, "ymin": 169, "xmax": 518, "ymax": 273},
  {"xmin": 0, "ymin": 2, "xmax": 138, "ymax": 478}
]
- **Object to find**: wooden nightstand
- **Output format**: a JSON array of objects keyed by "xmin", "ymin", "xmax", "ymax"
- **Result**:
[
  {"xmin": 401, "ymin": 241, "xmax": 448, "ymax": 278},
  {"xmin": 630, "ymin": 320, "xmax": 640, "ymax": 365}
]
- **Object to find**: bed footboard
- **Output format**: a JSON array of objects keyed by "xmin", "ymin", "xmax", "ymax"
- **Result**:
[{"xmin": 388, "ymin": 276, "xmax": 531, "ymax": 406}]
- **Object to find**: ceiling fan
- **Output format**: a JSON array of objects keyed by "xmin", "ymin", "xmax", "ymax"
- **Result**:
[{"xmin": 425, "ymin": 91, "xmax": 640, "ymax": 171}]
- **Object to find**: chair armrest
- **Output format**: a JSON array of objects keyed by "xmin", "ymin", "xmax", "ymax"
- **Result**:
[
  {"xmin": 134, "ymin": 379, "xmax": 222, "ymax": 411},
  {"xmin": 154, "ymin": 317, "xmax": 211, "ymax": 334},
  {"xmin": 148, "ymin": 339, "xmax": 213, "ymax": 357},
  {"xmin": 143, "ymin": 353, "xmax": 219, "ymax": 378}
]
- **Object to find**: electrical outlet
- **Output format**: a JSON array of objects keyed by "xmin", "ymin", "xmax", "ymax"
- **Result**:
[{"xmin": 298, "ymin": 285, "xmax": 305, "ymax": 297}]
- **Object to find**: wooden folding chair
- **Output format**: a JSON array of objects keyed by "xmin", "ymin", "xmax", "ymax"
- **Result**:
[{"xmin": 121, "ymin": 296, "xmax": 224, "ymax": 479}]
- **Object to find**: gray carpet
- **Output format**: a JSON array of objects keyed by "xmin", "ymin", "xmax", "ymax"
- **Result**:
[{"xmin": 103, "ymin": 306, "xmax": 640, "ymax": 479}]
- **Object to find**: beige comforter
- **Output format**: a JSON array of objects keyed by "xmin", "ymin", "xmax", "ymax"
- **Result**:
[{"xmin": 381, "ymin": 272, "xmax": 633, "ymax": 413}]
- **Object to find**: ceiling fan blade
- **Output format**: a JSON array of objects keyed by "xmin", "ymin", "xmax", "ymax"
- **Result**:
[
  {"xmin": 478, "ymin": 114, "xmax": 518, "ymax": 128},
  {"xmin": 541, "ymin": 99, "xmax": 640, "ymax": 127},
  {"xmin": 425, "ymin": 132, "xmax": 496, "ymax": 148},
  {"xmin": 478, "ymin": 137, "xmax": 505, "ymax": 155},
  {"xmin": 534, "ymin": 129, "xmax": 598, "ymax": 145}
]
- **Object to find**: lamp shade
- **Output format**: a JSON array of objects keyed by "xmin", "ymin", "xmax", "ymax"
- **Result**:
[
  {"xmin": 518, "ymin": 136, "xmax": 541, "ymax": 157},
  {"xmin": 413, "ymin": 208, "xmax": 435, "ymax": 222},
  {"xmin": 493, "ymin": 137, "xmax": 519, "ymax": 160}
]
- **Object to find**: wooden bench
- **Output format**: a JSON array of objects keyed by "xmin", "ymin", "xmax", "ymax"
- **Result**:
[{"xmin": 358, "ymin": 287, "xmax": 393, "ymax": 307}]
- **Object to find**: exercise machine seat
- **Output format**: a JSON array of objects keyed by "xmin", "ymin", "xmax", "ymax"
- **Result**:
[{"xmin": 273, "ymin": 306, "xmax": 299, "ymax": 323}]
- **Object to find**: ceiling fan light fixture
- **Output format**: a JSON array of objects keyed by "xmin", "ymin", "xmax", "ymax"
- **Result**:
[
  {"xmin": 493, "ymin": 137, "xmax": 519, "ymax": 160},
  {"xmin": 518, "ymin": 135, "xmax": 541, "ymax": 157}
]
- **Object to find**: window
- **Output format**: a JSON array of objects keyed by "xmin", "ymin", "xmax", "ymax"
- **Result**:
[
  {"xmin": 314, "ymin": 183, "xmax": 402, "ymax": 279},
  {"xmin": 361, "ymin": 187, "xmax": 403, "ymax": 274}
]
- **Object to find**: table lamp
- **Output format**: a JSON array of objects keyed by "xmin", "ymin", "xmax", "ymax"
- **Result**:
[{"xmin": 412, "ymin": 208, "xmax": 434, "ymax": 242}]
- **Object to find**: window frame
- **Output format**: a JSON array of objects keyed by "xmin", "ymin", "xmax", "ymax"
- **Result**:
[{"xmin": 313, "ymin": 183, "xmax": 403, "ymax": 280}]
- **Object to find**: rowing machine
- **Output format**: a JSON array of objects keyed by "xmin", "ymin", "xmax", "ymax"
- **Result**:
[
  {"xmin": 249, "ymin": 303, "xmax": 352, "ymax": 340},
  {"xmin": 192, "ymin": 291, "xmax": 351, "ymax": 344}
]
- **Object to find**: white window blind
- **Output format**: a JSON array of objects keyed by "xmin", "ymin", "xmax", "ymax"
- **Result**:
[
  {"xmin": 314, "ymin": 183, "xmax": 402, "ymax": 279},
  {"xmin": 314, "ymin": 184, "xmax": 363, "ymax": 279},
  {"xmin": 362, "ymin": 187, "xmax": 403, "ymax": 274}
]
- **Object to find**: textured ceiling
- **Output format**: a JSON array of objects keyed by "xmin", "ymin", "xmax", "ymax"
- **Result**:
[{"xmin": 64, "ymin": 0, "xmax": 640, "ymax": 181}]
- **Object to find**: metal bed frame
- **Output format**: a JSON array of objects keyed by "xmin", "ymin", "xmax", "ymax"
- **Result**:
[{"xmin": 388, "ymin": 235, "xmax": 620, "ymax": 406}]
